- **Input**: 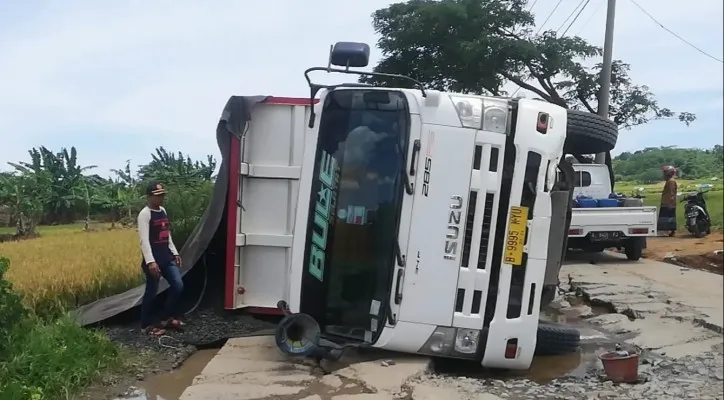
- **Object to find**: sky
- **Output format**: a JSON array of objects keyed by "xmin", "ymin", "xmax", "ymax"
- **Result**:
[{"xmin": 0, "ymin": 0, "xmax": 722, "ymax": 176}]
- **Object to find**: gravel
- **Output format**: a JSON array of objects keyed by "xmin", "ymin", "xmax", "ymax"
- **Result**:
[
  {"xmin": 414, "ymin": 344, "xmax": 724, "ymax": 399},
  {"xmin": 102, "ymin": 302, "xmax": 277, "ymax": 370}
]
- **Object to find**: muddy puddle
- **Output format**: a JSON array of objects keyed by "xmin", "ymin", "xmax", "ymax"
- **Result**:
[
  {"xmin": 435, "ymin": 303, "xmax": 632, "ymax": 384},
  {"xmin": 123, "ymin": 348, "xmax": 218, "ymax": 400}
]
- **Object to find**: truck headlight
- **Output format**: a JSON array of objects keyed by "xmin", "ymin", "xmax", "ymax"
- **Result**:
[
  {"xmin": 418, "ymin": 326, "xmax": 455, "ymax": 355},
  {"xmin": 449, "ymin": 95, "xmax": 509, "ymax": 133},
  {"xmin": 418, "ymin": 326, "xmax": 481, "ymax": 358},
  {"xmin": 450, "ymin": 95, "xmax": 483, "ymax": 129},
  {"xmin": 482, "ymin": 98, "xmax": 509, "ymax": 134},
  {"xmin": 454, "ymin": 329, "xmax": 480, "ymax": 354}
]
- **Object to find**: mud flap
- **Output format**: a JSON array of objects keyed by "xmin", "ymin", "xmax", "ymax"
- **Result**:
[{"xmin": 543, "ymin": 160, "xmax": 575, "ymax": 289}]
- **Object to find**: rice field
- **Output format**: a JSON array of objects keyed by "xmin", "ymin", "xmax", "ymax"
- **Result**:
[
  {"xmin": 0, "ymin": 224, "xmax": 142, "ymax": 316},
  {"xmin": 1, "ymin": 181, "xmax": 722, "ymax": 317},
  {"xmin": 616, "ymin": 180, "xmax": 724, "ymax": 230}
]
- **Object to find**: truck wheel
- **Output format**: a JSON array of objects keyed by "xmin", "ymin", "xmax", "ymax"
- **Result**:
[
  {"xmin": 624, "ymin": 238, "xmax": 644, "ymax": 261},
  {"xmin": 563, "ymin": 110, "xmax": 618, "ymax": 155},
  {"xmin": 535, "ymin": 321, "xmax": 581, "ymax": 356}
]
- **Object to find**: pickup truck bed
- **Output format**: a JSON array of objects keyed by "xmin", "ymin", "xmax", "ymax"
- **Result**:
[{"xmin": 567, "ymin": 205, "xmax": 657, "ymax": 260}]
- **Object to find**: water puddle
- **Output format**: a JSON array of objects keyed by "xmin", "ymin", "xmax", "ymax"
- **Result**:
[
  {"xmin": 435, "ymin": 304, "xmax": 633, "ymax": 383},
  {"xmin": 124, "ymin": 348, "xmax": 219, "ymax": 400}
]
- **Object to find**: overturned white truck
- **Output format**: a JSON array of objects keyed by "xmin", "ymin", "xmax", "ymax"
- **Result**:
[{"xmin": 221, "ymin": 42, "xmax": 618, "ymax": 369}]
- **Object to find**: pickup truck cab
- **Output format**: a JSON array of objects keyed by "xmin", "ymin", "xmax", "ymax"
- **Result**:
[{"xmin": 566, "ymin": 163, "xmax": 657, "ymax": 260}]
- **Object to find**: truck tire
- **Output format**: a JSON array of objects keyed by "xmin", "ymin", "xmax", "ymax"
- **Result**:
[
  {"xmin": 563, "ymin": 110, "xmax": 618, "ymax": 155},
  {"xmin": 624, "ymin": 237, "xmax": 644, "ymax": 261},
  {"xmin": 535, "ymin": 321, "xmax": 581, "ymax": 356}
]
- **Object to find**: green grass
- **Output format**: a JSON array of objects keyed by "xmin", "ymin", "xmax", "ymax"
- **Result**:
[
  {"xmin": 615, "ymin": 179, "xmax": 724, "ymax": 194},
  {"xmin": 636, "ymin": 188, "xmax": 724, "ymax": 231},
  {"xmin": 0, "ymin": 257, "xmax": 122, "ymax": 400},
  {"xmin": 0, "ymin": 317, "xmax": 121, "ymax": 400}
]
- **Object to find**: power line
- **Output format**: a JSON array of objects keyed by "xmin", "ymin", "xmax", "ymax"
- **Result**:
[
  {"xmin": 629, "ymin": 0, "xmax": 723, "ymax": 64},
  {"xmin": 511, "ymin": 0, "xmax": 578, "ymax": 96},
  {"xmin": 556, "ymin": 0, "xmax": 587, "ymax": 32},
  {"xmin": 536, "ymin": 0, "xmax": 564, "ymax": 34},
  {"xmin": 561, "ymin": 0, "xmax": 592, "ymax": 36},
  {"xmin": 574, "ymin": 0, "xmax": 605, "ymax": 36},
  {"xmin": 527, "ymin": 0, "xmax": 540, "ymax": 12}
]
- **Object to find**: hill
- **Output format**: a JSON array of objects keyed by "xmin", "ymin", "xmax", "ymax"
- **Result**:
[{"xmin": 613, "ymin": 146, "xmax": 723, "ymax": 183}]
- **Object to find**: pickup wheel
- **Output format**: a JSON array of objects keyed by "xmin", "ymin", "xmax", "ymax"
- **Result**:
[
  {"xmin": 535, "ymin": 321, "xmax": 581, "ymax": 356},
  {"xmin": 563, "ymin": 110, "xmax": 618, "ymax": 154},
  {"xmin": 624, "ymin": 237, "xmax": 645, "ymax": 261}
]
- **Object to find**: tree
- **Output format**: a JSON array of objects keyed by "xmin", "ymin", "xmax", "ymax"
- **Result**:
[
  {"xmin": 0, "ymin": 171, "xmax": 51, "ymax": 236},
  {"xmin": 613, "ymin": 146, "xmax": 724, "ymax": 182},
  {"xmin": 90, "ymin": 178, "xmax": 124, "ymax": 229},
  {"xmin": 362, "ymin": 0, "xmax": 695, "ymax": 130},
  {"xmin": 111, "ymin": 160, "xmax": 143, "ymax": 222},
  {"xmin": 138, "ymin": 147, "xmax": 217, "ymax": 186},
  {"xmin": 7, "ymin": 146, "xmax": 97, "ymax": 224}
]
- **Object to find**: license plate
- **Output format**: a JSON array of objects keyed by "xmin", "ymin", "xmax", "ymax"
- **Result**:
[
  {"xmin": 504, "ymin": 206, "xmax": 529, "ymax": 266},
  {"xmin": 589, "ymin": 231, "xmax": 622, "ymax": 241}
]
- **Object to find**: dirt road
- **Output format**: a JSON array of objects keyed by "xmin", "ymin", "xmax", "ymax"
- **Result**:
[{"xmin": 641, "ymin": 232, "xmax": 723, "ymax": 275}]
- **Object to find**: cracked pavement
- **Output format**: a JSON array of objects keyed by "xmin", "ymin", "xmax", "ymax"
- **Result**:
[
  {"xmin": 561, "ymin": 251, "xmax": 723, "ymax": 358},
  {"xmin": 179, "ymin": 251, "xmax": 723, "ymax": 399}
]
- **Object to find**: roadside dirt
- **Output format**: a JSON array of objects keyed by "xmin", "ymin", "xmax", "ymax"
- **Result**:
[{"xmin": 642, "ymin": 232, "xmax": 724, "ymax": 275}]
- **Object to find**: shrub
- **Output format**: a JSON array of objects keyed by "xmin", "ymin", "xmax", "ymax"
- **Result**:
[
  {"xmin": 0, "ymin": 257, "xmax": 121, "ymax": 400},
  {"xmin": 0, "ymin": 257, "xmax": 29, "ymax": 355}
]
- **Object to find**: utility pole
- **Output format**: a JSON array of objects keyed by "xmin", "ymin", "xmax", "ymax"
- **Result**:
[{"xmin": 595, "ymin": 0, "xmax": 616, "ymax": 164}]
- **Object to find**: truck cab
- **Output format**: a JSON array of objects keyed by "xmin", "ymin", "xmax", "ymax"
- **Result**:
[{"xmin": 221, "ymin": 42, "xmax": 616, "ymax": 370}]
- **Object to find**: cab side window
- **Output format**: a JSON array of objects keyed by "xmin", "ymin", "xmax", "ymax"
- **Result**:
[{"xmin": 574, "ymin": 171, "xmax": 592, "ymax": 187}]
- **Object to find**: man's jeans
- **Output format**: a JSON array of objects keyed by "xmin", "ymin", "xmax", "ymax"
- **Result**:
[{"xmin": 140, "ymin": 261, "xmax": 184, "ymax": 328}]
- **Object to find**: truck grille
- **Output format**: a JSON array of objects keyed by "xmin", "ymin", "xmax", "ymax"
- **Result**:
[{"xmin": 477, "ymin": 193, "xmax": 495, "ymax": 270}]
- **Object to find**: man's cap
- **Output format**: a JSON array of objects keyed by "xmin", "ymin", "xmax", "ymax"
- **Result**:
[{"xmin": 147, "ymin": 182, "xmax": 167, "ymax": 196}]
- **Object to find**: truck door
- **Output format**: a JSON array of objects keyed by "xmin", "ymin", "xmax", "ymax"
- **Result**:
[
  {"xmin": 397, "ymin": 124, "xmax": 478, "ymax": 327},
  {"xmin": 386, "ymin": 109, "xmax": 421, "ymax": 328}
]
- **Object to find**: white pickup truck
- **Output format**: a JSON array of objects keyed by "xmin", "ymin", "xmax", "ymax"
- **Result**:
[{"xmin": 566, "ymin": 163, "xmax": 657, "ymax": 260}]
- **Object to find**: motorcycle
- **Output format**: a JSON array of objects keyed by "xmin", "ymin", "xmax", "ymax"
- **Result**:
[{"xmin": 681, "ymin": 186, "xmax": 712, "ymax": 238}]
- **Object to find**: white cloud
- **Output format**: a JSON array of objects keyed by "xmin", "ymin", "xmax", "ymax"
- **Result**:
[{"xmin": 0, "ymin": 0, "xmax": 721, "ymax": 174}]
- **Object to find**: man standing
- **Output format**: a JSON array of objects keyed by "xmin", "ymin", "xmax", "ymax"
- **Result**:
[
  {"xmin": 657, "ymin": 166, "xmax": 678, "ymax": 237},
  {"xmin": 138, "ymin": 182, "xmax": 185, "ymax": 336}
]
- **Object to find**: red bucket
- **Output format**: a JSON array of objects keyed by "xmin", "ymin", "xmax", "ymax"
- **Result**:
[{"xmin": 599, "ymin": 351, "xmax": 640, "ymax": 383}]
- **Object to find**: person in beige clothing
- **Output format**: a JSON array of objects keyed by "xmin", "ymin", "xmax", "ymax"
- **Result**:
[{"xmin": 657, "ymin": 165, "xmax": 678, "ymax": 237}]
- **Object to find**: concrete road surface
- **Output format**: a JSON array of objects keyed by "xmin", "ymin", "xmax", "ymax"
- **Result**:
[
  {"xmin": 180, "ymin": 251, "xmax": 723, "ymax": 399},
  {"xmin": 179, "ymin": 335, "xmax": 496, "ymax": 400},
  {"xmin": 561, "ymin": 251, "xmax": 723, "ymax": 358}
]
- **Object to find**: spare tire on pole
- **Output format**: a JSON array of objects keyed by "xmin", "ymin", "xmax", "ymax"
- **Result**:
[{"xmin": 563, "ymin": 110, "xmax": 619, "ymax": 155}]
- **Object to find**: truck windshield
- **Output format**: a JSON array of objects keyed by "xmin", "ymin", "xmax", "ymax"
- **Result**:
[{"xmin": 300, "ymin": 89, "xmax": 410, "ymax": 342}]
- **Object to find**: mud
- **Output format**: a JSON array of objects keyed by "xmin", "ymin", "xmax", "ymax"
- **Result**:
[
  {"xmin": 119, "ymin": 349, "xmax": 219, "ymax": 400},
  {"xmin": 642, "ymin": 232, "xmax": 723, "ymax": 274},
  {"xmin": 79, "ymin": 305, "xmax": 276, "ymax": 399},
  {"xmin": 433, "ymin": 302, "xmax": 629, "ymax": 385}
]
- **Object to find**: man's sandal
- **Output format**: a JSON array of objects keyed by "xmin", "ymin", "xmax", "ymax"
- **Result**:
[
  {"xmin": 142, "ymin": 326, "xmax": 166, "ymax": 336},
  {"xmin": 161, "ymin": 318, "xmax": 186, "ymax": 330}
]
